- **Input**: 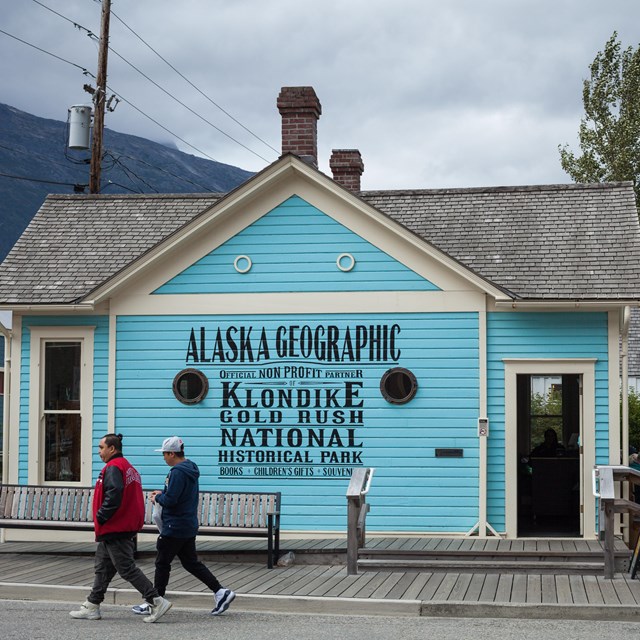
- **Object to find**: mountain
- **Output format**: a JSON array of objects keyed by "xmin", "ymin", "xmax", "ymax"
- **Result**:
[{"xmin": 0, "ymin": 103, "xmax": 254, "ymax": 261}]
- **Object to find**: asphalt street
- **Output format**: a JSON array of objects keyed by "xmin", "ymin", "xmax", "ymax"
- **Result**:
[{"xmin": 0, "ymin": 600, "xmax": 639, "ymax": 640}]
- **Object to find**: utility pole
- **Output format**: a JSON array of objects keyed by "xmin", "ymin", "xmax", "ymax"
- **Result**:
[{"xmin": 89, "ymin": 0, "xmax": 111, "ymax": 194}]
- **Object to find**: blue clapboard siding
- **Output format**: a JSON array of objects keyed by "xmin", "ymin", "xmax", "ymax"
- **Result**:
[
  {"xmin": 486, "ymin": 312, "xmax": 609, "ymax": 531},
  {"xmin": 116, "ymin": 313, "xmax": 479, "ymax": 532},
  {"xmin": 153, "ymin": 196, "xmax": 440, "ymax": 294},
  {"xmin": 18, "ymin": 316, "xmax": 109, "ymax": 483},
  {"xmin": 0, "ymin": 337, "xmax": 3, "ymax": 447}
]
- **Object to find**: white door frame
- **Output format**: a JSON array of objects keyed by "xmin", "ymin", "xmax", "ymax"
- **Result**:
[{"xmin": 503, "ymin": 358, "xmax": 597, "ymax": 539}]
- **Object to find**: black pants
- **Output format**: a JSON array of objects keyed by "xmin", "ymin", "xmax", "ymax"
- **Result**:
[
  {"xmin": 89, "ymin": 537, "xmax": 159, "ymax": 605},
  {"xmin": 155, "ymin": 535, "xmax": 222, "ymax": 597}
]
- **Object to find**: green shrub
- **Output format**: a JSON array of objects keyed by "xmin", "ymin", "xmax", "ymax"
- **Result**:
[{"xmin": 629, "ymin": 389, "xmax": 640, "ymax": 451}]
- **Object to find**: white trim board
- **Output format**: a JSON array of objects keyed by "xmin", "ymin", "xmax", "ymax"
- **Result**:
[
  {"xmin": 110, "ymin": 290, "xmax": 489, "ymax": 316},
  {"xmin": 503, "ymin": 358, "xmax": 597, "ymax": 539},
  {"xmin": 27, "ymin": 326, "xmax": 95, "ymax": 485}
]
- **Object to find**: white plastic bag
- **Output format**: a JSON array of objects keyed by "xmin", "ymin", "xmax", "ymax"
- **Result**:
[{"xmin": 152, "ymin": 502, "xmax": 163, "ymax": 530}]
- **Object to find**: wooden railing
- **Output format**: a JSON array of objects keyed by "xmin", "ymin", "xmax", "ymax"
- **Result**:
[
  {"xmin": 346, "ymin": 467, "xmax": 374, "ymax": 575},
  {"xmin": 593, "ymin": 465, "xmax": 640, "ymax": 578}
]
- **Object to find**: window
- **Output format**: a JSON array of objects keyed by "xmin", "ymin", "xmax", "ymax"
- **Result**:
[
  {"xmin": 0, "ymin": 368, "xmax": 3, "ymax": 479},
  {"xmin": 29, "ymin": 327, "xmax": 94, "ymax": 484},
  {"xmin": 43, "ymin": 342, "xmax": 82, "ymax": 481},
  {"xmin": 380, "ymin": 367, "xmax": 418, "ymax": 404},
  {"xmin": 173, "ymin": 369, "xmax": 209, "ymax": 404},
  {"xmin": 529, "ymin": 375, "xmax": 564, "ymax": 449}
]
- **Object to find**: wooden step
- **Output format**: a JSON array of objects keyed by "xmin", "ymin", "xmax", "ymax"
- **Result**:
[
  {"xmin": 359, "ymin": 548, "xmax": 609, "ymax": 558},
  {"xmin": 357, "ymin": 544, "xmax": 630, "ymax": 574},
  {"xmin": 356, "ymin": 558, "xmax": 605, "ymax": 575}
]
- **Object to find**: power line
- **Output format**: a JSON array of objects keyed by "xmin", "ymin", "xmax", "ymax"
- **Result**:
[
  {"xmin": 0, "ymin": 141, "xmax": 86, "ymax": 170},
  {"xmin": 0, "ymin": 171, "xmax": 86, "ymax": 188},
  {"xmin": 32, "ymin": 0, "xmax": 96, "ymax": 37},
  {"xmin": 32, "ymin": 0, "xmax": 275, "ymax": 163},
  {"xmin": 104, "ymin": 84, "xmax": 223, "ymax": 163},
  {"xmin": 110, "ymin": 9, "xmax": 279, "ymax": 156},
  {"xmin": 100, "ymin": 180, "xmax": 140, "ymax": 194},
  {"xmin": 105, "ymin": 152, "xmax": 158, "ymax": 193},
  {"xmin": 0, "ymin": 28, "xmax": 225, "ymax": 164},
  {"xmin": 0, "ymin": 131, "xmax": 217, "ymax": 194},
  {"xmin": 111, "ymin": 152, "xmax": 217, "ymax": 192},
  {"xmin": 0, "ymin": 28, "xmax": 94, "ymax": 77},
  {"xmin": 106, "ymin": 46, "xmax": 271, "ymax": 163}
]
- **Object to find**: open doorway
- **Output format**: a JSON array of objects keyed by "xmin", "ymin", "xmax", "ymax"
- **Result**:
[{"xmin": 517, "ymin": 374, "xmax": 581, "ymax": 536}]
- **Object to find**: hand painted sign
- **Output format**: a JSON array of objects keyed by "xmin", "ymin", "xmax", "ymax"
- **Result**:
[{"xmin": 185, "ymin": 323, "xmax": 402, "ymax": 480}]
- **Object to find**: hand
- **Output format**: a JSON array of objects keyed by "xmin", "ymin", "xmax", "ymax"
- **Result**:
[{"xmin": 150, "ymin": 490, "xmax": 161, "ymax": 503}]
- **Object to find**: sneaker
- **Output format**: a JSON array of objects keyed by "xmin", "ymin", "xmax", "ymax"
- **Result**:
[
  {"xmin": 131, "ymin": 602, "xmax": 151, "ymax": 615},
  {"xmin": 142, "ymin": 596, "xmax": 172, "ymax": 623},
  {"xmin": 69, "ymin": 600, "xmax": 102, "ymax": 620},
  {"xmin": 211, "ymin": 588, "xmax": 236, "ymax": 616}
]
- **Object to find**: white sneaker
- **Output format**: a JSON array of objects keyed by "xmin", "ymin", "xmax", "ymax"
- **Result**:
[
  {"xmin": 211, "ymin": 588, "xmax": 236, "ymax": 616},
  {"xmin": 69, "ymin": 600, "xmax": 102, "ymax": 620},
  {"xmin": 131, "ymin": 602, "xmax": 151, "ymax": 615},
  {"xmin": 142, "ymin": 596, "xmax": 172, "ymax": 623}
]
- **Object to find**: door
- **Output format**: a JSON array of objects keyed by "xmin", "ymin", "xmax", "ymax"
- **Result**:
[{"xmin": 516, "ymin": 374, "xmax": 581, "ymax": 536}]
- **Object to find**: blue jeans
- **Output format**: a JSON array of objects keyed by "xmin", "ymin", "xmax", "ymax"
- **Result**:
[
  {"xmin": 154, "ymin": 535, "xmax": 222, "ymax": 597},
  {"xmin": 88, "ymin": 537, "xmax": 158, "ymax": 604}
]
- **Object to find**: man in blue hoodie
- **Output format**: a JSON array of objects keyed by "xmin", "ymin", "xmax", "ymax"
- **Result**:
[{"xmin": 132, "ymin": 436, "xmax": 235, "ymax": 617}]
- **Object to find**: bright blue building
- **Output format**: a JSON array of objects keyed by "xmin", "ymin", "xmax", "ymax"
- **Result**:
[
  {"xmin": 1, "ymin": 87, "xmax": 640, "ymax": 541},
  {"xmin": 0, "ymin": 335, "xmax": 4, "ymax": 478}
]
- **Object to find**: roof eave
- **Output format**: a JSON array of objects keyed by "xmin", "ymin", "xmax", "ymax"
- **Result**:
[
  {"xmin": 0, "ymin": 303, "xmax": 96, "ymax": 312},
  {"xmin": 494, "ymin": 299, "xmax": 640, "ymax": 309},
  {"xmin": 82, "ymin": 154, "xmax": 514, "ymax": 306}
]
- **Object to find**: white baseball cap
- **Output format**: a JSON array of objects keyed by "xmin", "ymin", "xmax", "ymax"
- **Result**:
[{"xmin": 155, "ymin": 436, "xmax": 184, "ymax": 452}]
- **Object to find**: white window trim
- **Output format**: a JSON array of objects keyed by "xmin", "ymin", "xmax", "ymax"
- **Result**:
[
  {"xmin": 28, "ymin": 326, "xmax": 95, "ymax": 485},
  {"xmin": 503, "ymin": 358, "xmax": 597, "ymax": 539}
]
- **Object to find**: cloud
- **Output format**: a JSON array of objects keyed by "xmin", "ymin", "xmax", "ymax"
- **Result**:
[{"xmin": 1, "ymin": 0, "xmax": 639, "ymax": 189}]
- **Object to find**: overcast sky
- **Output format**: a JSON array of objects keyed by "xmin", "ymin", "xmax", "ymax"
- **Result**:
[{"xmin": 1, "ymin": 0, "xmax": 639, "ymax": 191}]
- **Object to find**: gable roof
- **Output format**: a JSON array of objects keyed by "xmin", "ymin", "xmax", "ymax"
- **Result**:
[
  {"xmin": 0, "ymin": 193, "xmax": 222, "ymax": 305},
  {"xmin": 0, "ymin": 155, "xmax": 639, "ymax": 306},
  {"xmin": 361, "ymin": 182, "xmax": 640, "ymax": 301}
]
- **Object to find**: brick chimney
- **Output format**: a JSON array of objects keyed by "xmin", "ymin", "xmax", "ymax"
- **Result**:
[
  {"xmin": 329, "ymin": 149, "xmax": 364, "ymax": 192},
  {"xmin": 277, "ymin": 86, "xmax": 322, "ymax": 167}
]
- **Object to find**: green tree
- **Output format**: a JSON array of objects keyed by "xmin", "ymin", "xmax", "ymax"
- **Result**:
[
  {"xmin": 628, "ymin": 388, "xmax": 640, "ymax": 451},
  {"xmin": 530, "ymin": 387, "xmax": 563, "ymax": 446},
  {"xmin": 559, "ymin": 32, "xmax": 640, "ymax": 206}
]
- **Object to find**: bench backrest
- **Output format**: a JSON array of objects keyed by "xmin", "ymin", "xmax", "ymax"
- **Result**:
[
  {"xmin": 142, "ymin": 490, "xmax": 280, "ymax": 529},
  {"xmin": 0, "ymin": 484, "xmax": 93, "ymax": 523},
  {"xmin": 1, "ymin": 485, "xmax": 280, "ymax": 530}
]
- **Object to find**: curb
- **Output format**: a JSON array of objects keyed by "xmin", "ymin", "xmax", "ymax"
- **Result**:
[
  {"xmin": 422, "ymin": 600, "xmax": 640, "ymax": 622},
  {"xmin": 0, "ymin": 582, "xmax": 421, "ymax": 617},
  {"xmin": 2, "ymin": 582, "xmax": 640, "ymax": 620}
]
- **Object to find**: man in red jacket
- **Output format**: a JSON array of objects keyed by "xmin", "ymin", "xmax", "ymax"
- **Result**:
[{"xmin": 70, "ymin": 433, "xmax": 171, "ymax": 623}]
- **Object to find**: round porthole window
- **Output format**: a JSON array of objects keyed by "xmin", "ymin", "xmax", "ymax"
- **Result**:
[
  {"xmin": 380, "ymin": 367, "xmax": 418, "ymax": 404},
  {"xmin": 336, "ymin": 253, "xmax": 356, "ymax": 272},
  {"xmin": 173, "ymin": 369, "xmax": 209, "ymax": 405},
  {"xmin": 234, "ymin": 255, "xmax": 252, "ymax": 273}
]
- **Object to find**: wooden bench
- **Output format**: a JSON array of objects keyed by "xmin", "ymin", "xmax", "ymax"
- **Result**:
[{"xmin": 0, "ymin": 484, "xmax": 281, "ymax": 568}]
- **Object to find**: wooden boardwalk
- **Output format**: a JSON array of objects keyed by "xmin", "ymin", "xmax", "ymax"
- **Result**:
[
  {"xmin": 0, "ymin": 537, "xmax": 638, "ymax": 608},
  {"xmin": 1, "ymin": 551, "xmax": 640, "ymax": 605},
  {"xmin": 0, "ymin": 535, "xmax": 616, "ymax": 555}
]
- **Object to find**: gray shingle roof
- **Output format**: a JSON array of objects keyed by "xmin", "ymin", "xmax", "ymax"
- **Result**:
[
  {"xmin": 360, "ymin": 182, "xmax": 640, "ymax": 301},
  {"xmin": 1, "ymin": 179, "xmax": 640, "ymax": 305},
  {"xmin": 0, "ymin": 193, "xmax": 222, "ymax": 304}
]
